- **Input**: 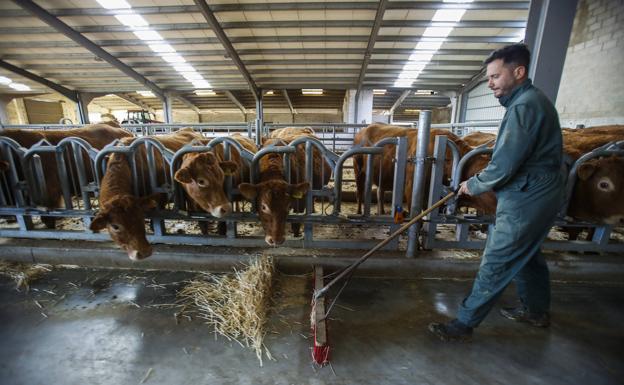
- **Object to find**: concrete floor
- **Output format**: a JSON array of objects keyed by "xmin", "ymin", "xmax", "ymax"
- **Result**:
[{"xmin": 0, "ymin": 267, "xmax": 622, "ymax": 385}]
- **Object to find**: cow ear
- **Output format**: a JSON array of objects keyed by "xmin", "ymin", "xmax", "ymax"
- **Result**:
[
  {"xmin": 89, "ymin": 212, "xmax": 108, "ymax": 232},
  {"xmin": 174, "ymin": 167, "xmax": 193, "ymax": 184},
  {"xmin": 220, "ymin": 161, "xmax": 238, "ymax": 176},
  {"xmin": 577, "ymin": 163, "xmax": 596, "ymax": 181},
  {"xmin": 238, "ymin": 183, "xmax": 258, "ymax": 200},
  {"xmin": 289, "ymin": 182, "xmax": 310, "ymax": 199},
  {"xmin": 139, "ymin": 194, "xmax": 160, "ymax": 211}
]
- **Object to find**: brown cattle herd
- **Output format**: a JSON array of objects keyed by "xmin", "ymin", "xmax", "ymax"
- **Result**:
[{"xmin": 0, "ymin": 123, "xmax": 622, "ymax": 259}]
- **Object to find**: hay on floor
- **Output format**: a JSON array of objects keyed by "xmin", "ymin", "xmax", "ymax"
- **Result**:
[
  {"xmin": 0, "ymin": 262, "xmax": 51, "ymax": 291},
  {"xmin": 177, "ymin": 256, "xmax": 275, "ymax": 366}
]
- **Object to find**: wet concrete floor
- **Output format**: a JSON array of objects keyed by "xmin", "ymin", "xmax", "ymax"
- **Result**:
[{"xmin": 0, "ymin": 266, "xmax": 622, "ymax": 385}]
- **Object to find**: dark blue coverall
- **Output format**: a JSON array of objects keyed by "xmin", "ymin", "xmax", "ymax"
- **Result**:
[{"xmin": 457, "ymin": 79, "xmax": 565, "ymax": 328}]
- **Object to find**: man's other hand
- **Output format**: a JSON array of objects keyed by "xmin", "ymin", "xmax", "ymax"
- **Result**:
[{"xmin": 458, "ymin": 181, "xmax": 472, "ymax": 196}]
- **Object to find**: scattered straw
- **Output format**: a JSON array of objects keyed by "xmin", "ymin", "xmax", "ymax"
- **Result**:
[
  {"xmin": 177, "ymin": 256, "xmax": 275, "ymax": 366},
  {"xmin": 0, "ymin": 262, "xmax": 51, "ymax": 291}
]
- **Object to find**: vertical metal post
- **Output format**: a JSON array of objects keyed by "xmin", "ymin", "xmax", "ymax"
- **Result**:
[
  {"xmin": 304, "ymin": 141, "xmax": 314, "ymax": 244},
  {"xmin": 423, "ymin": 135, "xmax": 447, "ymax": 249},
  {"xmin": 163, "ymin": 92, "xmax": 174, "ymax": 124},
  {"xmin": 255, "ymin": 91, "xmax": 263, "ymax": 146},
  {"xmin": 406, "ymin": 110, "xmax": 431, "ymax": 257},
  {"xmin": 388, "ymin": 136, "xmax": 407, "ymax": 249},
  {"xmin": 76, "ymin": 92, "xmax": 91, "ymax": 124}
]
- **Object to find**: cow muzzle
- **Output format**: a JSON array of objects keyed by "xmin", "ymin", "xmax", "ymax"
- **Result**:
[
  {"xmin": 127, "ymin": 245, "xmax": 153, "ymax": 261},
  {"xmin": 265, "ymin": 234, "xmax": 285, "ymax": 246},
  {"xmin": 210, "ymin": 203, "xmax": 232, "ymax": 218}
]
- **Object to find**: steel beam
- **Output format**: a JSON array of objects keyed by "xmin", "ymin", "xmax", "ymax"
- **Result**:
[
  {"xmin": 355, "ymin": 0, "xmax": 388, "ymax": 98},
  {"xmin": 0, "ymin": 59, "xmax": 78, "ymax": 102},
  {"xmin": 389, "ymin": 90, "xmax": 412, "ymax": 115},
  {"xmin": 194, "ymin": 0, "xmax": 260, "ymax": 99},
  {"xmin": 282, "ymin": 90, "xmax": 296, "ymax": 114},
  {"xmin": 224, "ymin": 91, "xmax": 248, "ymax": 114},
  {"xmin": 115, "ymin": 93, "xmax": 157, "ymax": 114}
]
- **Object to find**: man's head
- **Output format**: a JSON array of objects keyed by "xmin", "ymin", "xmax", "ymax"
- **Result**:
[{"xmin": 484, "ymin": 43, "xmax": 530, "ymax": 98}]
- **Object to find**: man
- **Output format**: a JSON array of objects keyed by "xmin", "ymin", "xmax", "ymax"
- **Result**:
[{"xmin": 429, "ymin": 43, "xmax": 565, "ymax": 341}]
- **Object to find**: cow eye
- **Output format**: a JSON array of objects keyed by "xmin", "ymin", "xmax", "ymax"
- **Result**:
[
  {"xmin": 110, "ymin": 223, "xmax": 121, "ymax": 232},
  {"xmin": 197, "ymin": 178, "xmax": 207, "ymax": 187},
  {"xmin": 598, "ymin": 179, "xmax": 613, "ymax": 191},
  {"xmin": 261, "ymin": 203, "xmax": 270, "ymax": 213}
]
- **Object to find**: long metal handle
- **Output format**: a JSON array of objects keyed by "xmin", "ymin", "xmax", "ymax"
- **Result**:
[{"xmin": 314, "ymin": 191, "xmax": 456, "ymax": 300}]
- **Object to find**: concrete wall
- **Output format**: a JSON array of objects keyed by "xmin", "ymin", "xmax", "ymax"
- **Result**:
[
  {"xmin": 199, "ymin": 112, "xmax": 342, "ymax": 124},
  {"xmin": 556, "ymin": 0, "xmax": 624, "ymax": 127}
]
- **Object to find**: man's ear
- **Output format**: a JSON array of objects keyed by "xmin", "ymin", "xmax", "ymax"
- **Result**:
[
  {"xmin": 90, "ymin": 212, "xmax": 108, "ymax": 232},
  {"xmin": 514, "ymin": 65, "xmax": 526, "ymax": 80},
  {"xmin": 577, "ymin": 162, "xmax": 596, "ymax": 181},
  {"xmin": 289, "ymin": 182, "xmax": 310, "ymax": 199},
  {"xmin": 238, "ymin": 183, "xmax": 258, "ymax": 200},
  {"xmin": 220, "ymin": 161, "xmax": 239, "ymax": 176},
  {"xmin": 174, "ymin": 167, "xmax": 193, "ymax": 184},
  {"xmin": 139, "ymin": 194, "xmax": 160, "ymax": 211}
]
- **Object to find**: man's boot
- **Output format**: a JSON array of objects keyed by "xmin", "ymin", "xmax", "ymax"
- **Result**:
[
  {"xmin": 499, "ymin": 306, "xmax": 550, "ymax": 328},
  {"xmin": 428, "ymin": 319, "xmax": 473, "ymax": 342}
]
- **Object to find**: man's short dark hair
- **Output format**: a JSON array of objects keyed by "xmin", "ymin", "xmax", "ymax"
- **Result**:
[{"xmin": 484, "ymin": 43, "xmax": 531, "ymax": 70}]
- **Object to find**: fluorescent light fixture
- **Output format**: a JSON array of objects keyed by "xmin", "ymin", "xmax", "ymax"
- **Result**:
[
  {"xmin": 415, "ymin": 90, "xmax": 435, "ymax": 95},
  {"xmin": 136, "ymin": 90, "xmax": 155, "ymax": 97},
  {"xmin": 0, "ymin": 76, "xmax": 11, "ymax": 85},
  {"xmin": 192, "ymin": 80, "xmax": 212, "ymax": 88},
  {"xmin": 408, "ymin": 52, "xmax": 434, "ymax": 62},
  {"xmin": 516, "ymin": 28, "xmax": 526, "ymax": 40},
  {"xmin": 96, "ymin": 0, "xmax": 131, "ymax": 9},
  {"xmin": 173, "ymin": 64, "xmax": 195, "ymax": 73},
  {"xmin": 432, "ymin": 9, "xmax": 467, "ymax": 22},
  {"xmin": 160, "ymin": 54, "xmax": 186, "ymax": 63},
  {"xmin": 264, "ymin": 90, "xmax": 274, "ymax": 96},
  {"xmin": 182, "ymin": 72, "xmax": 203, "ymax": 81},
  {"xmin": 133, "ymin": 30, "xmax": 163, "ymax": 41},
  {"xmin": 403, "ymin": 63, "xmax": 427, "ymax": 72},
  {"xmin": 404, "ymin": 109, "xmax": 420, "ymax": 113},
  {"xmin": 423, "ymin": 27, "xmax": 453, "ymax": 37},
  {"xmin": 398, "ymin": 71, "xmax": 421, "ymax": 79},
  {"xmin": 394, "ymin": 80, "xmax": 413, "ymax": 88},
  {"xmin": 9, "ymin": 83, "xmax": 30, "ymax": 91},
  {"xmin": 302, "ymin": 89, "xmax": 323, "ymax": 95},
  {"xmin": 195, "ymin": 89, "xmax": 217, "ymax": 96},
  {"xmin": 148, "ymin": 43, "xmax": 175, "ymax": 53},
  {"xmin": 115, "ymin": 14, "xmax": 149, "ymax": 27},
  {"xmin": 416, "ymin": 40, "xmax": 444, "ymax": 51},
  {"xmin": 373, "ymin": 89, "xmax": 386, "ymax": 95},
  {"xmin": 443, "ymin": 0, "xmax": 474, "ymax": 3}
]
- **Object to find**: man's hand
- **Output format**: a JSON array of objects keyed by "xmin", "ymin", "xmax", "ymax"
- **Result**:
[{"xmin": 458, "ymin": 181, "xmax": 472, "ymax": 196}]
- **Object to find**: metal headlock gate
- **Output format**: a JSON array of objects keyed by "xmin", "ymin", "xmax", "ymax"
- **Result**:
[{"xmin": 1, "ymin": 121, "xmax": 623, "ymax": 255}]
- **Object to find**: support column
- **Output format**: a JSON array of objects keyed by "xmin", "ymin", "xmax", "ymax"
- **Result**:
[
  {"xmin": 0, "ymin": 96, "xmax": 12, "ymax": 125},
  {"xmin": 343, "ymin": 89, "xmax": 373, "ymax": 125},
  {"xmin": 162, "ymin": 92, "xmax": 174, "ymax": 123},
  {"xmin": 525, "ymin": 0, "xmax": 578, "ymax": 103},
  {"xmin": 13, "ymin": 98, "xmax": 28, "ymax": 124},
  {"xmin": 442, "ymin": 91, "xmax": 459, "ymax": 124},
  {"xmin": 76, "ymin": 92, "xmax": 95, "ymax": 124},
  {"xmin": 255, "ymin": 91, "xmax": 263, "ymax": 146}
]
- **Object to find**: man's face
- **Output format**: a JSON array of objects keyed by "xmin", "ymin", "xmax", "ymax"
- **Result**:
[{"xmin": 486, "ymin": 58, "xmax": 525, "ymax": 98}]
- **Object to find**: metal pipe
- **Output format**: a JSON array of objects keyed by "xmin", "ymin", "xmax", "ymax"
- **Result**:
[{"xmin": 407, "ymin": 110, "xmax": 432, "ymax": 257}]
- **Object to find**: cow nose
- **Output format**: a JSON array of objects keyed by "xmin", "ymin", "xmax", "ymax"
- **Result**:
[
  {"xmin": 265, "ymin": 235, "xmax": 275, "ymax": 246},
  {"xmin": 211, "ymin": 203, "xmax": 231, "ymax": 218},
  {"xmin": 265, "ymin": 235, "xmax": 285, "ymax": 246}
]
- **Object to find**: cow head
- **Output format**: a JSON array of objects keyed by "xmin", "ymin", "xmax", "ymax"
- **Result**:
[
  {"xmin": 238, "ymin": 180, "xmax": 310, "ymax": 246},
  {"xmin": 174, "ymin": 152, "xmax": 237, "ymax": 218},
  {"xmin": 89, "ymin": 194, "xmax": 158, "ymax": 260},
  {"xmin": 575, "ymin": 156, "xmax": 624, "ymax": 225}
]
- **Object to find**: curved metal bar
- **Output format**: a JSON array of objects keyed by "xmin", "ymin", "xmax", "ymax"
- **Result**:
[
  {"xmin": 332, "ymin": 146, "xmax": 384, "ymax": 215},
  {"xmin": 445, "ymin": 139, "xmax": 460, "ymax": 186},
  {"xmin": 288, "ymin": 135, "xmax": 340, "ymax": 166},
  {"xmin": 451, "ymin": 146, "xmax": 493, "ymax": 191}
]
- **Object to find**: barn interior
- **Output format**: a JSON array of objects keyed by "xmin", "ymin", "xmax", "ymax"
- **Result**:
[{"xmin": 1, "ymin": 1, "xmax": 623, "ymax": 385}]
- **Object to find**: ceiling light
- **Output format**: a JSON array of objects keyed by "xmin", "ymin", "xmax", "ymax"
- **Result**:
[
  {"xmin": 9, "ymin": 83, "xmax": 30, "ymax": 91},
  {"xmin": 443, "ymin": 0, "xmax": 474, "ymax": 3},
  {"xmin": 160, "ymin": 54, "xmax": 186, "ymax": 63},
  {"xmin": 148, "ymin": 43, "xmax": 175, "ymax": 53},
  {"xmin": 423, "ymin": 27, "xmax": 453, "ymax": 37},
  {"xmin": 404, "ymin": 109, "xmax": 421, "ymax": 114},
  {"xmin": 96, "ymin": 0, "xmax": 131, "ymax": 9},
  {"xmin": 432, "ymin": 9, "xmax": 467, "ymax": 22},
  {"xmin": 192, "ymin": 80, "xmax": 212, "ymax": 88},
  {"xmin": 403, "ymin": 63, "xmax": 427, "ymax": 72},
  {"xmin": 195, "ymin": 89, "xmax": 217, "ymax": 96},
  {"xmin": 516, "ymin": 28, "xmax": 526, "ymax": 40},
  {"xmin": 0, "ymin": 76, "xmax": 11, "ymax": 85},
  {"xmin": 133, "ymin": 30, "xmax": 163, "ymax": 41},
  {"xmin": 416, "ymin": 41, "xmax": 444, "ymax": 51},
  {"xmin": 136, "ymin": 90, "xmax": 155, "ymax": 97},
  {"xmin": 415, "ymin": 90, "xmax": 435, "ymax": 95},
  {"xmin": 373, "ymin": 89, "xmax": 386, "ymax": 95},
  {"xmin": 394, "ymin": 80, "xmax": 413, "ymax": 88},
  {"xmin": 173, "ymin": 64, "xmax": 196, "ymax": 73},
  {"xmin": 407, "ymin": 51, "xmax": 434, "ymax": 62},
  {"xmin": 115, "ymin": 14, "xmax": 149, "ymax": 28},
  {"xmin": 398, "ymin": 71, "xmax": 421, "ymax": 79},
  {"xmin": 302, "ymin": 89, "xmax": 323, "ymax": 95},
  {"xmin": 182, "ymin": 72, "xmax": 203, "ymax": 81},
  {"xmin": 265, "ymin": 90, "xmax": 274, "ymax": 96}
]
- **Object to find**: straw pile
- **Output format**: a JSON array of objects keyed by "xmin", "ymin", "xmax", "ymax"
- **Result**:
[
  {"xmin": 0, "ymin": 261, "xmax": 51, "ymax": 290},
  {"xmin": 177, "ymin": 256, "xmax": 275, "ymax": 366}
]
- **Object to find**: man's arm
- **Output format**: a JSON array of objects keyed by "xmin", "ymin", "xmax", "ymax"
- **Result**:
[{"xmin": 466, "ymin": 104, "xmax": 537, "ymax": 196}]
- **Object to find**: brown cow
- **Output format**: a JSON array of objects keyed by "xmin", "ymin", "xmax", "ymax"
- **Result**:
[
  {"xmin": 90, "ymin": 128, "xmax": 204, "ymax": 260},
  {"xmin": 353, "ymin": 123, "xmax": 472, "ymax": 214},
  {"xmin": 174, "ymin": 134, "xmax": 257, "ymax": 234},
  {"xmin": 238, "ymin": 127, "xmax": 331, "ymax": 245},
  {"xmin": 461, "ymin": 131, "xmax": 497, "ymax": 147},
  {"xmin": 0, "ymin": 123, "xmax": 133, "ymax": 228}
]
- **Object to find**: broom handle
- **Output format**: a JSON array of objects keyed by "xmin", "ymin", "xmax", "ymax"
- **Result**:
[{"xmin": 314, "ymin": 191, "xmax": 456, "ymax": 300}]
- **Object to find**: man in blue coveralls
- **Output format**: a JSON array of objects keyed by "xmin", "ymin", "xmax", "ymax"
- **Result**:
[{"xmin": 428, "ymin": 43, "xmax": 565, "ymax": 341}]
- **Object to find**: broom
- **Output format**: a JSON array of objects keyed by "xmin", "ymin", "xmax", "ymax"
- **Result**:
[{"xmin": 311, "ymin": 190, "xmax": 457, "ymax": 365}]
